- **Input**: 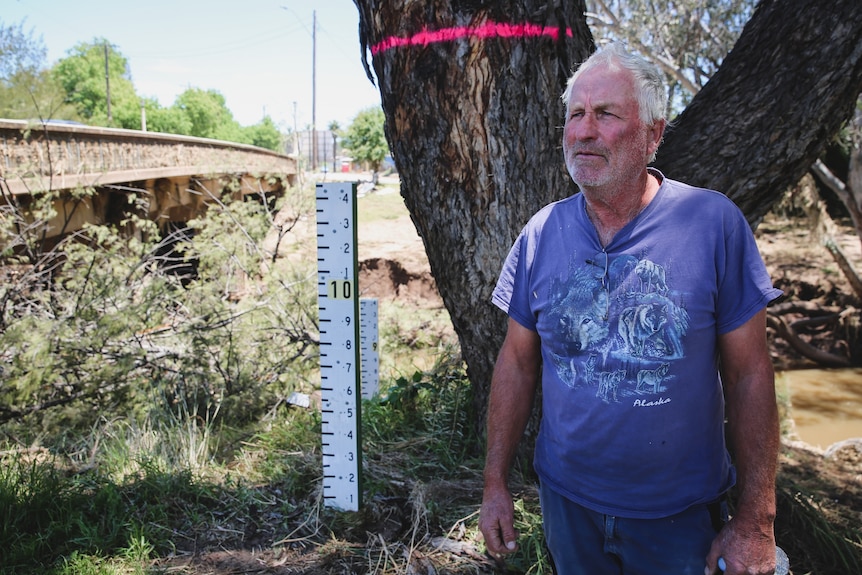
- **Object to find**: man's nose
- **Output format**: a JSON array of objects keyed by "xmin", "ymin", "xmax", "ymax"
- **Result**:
[{"xmin": 571, "ymin": 114, "xmax": 598, "ymax": 140}]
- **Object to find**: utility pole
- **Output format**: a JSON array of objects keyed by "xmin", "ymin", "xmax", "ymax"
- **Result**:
[
  {"xmin": 104, "ymin": 42, "xmax": 112, "ymax": 124},
  {"xmin": 293, "ymin": 101, "xmax": 299, "ymax": 157},
  {"xmin": 280, "ymin": 5, "xmax": 317, "ymax": 170},
  {"xmin": 312, "ymin": 9, "xmax": 317, "ymax": 170}
]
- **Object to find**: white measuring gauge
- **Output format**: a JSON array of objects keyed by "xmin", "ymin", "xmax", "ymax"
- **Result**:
[
  {"xmin": 316, "ymin": 182, "xmax": 362, "ymax": 511},
  {"xmin": 360, "ymin": 298, "xmax": 379, "ymax": 399}
]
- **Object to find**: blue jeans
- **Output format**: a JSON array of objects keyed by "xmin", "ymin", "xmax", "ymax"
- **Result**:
[{"xmin": 539, "ymin": 482, "xmax": 727, "ymax": 575}]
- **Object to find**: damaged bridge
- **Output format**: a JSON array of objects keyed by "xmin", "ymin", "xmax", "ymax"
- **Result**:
[{"xmin": 0, "ymin": 119, "xmax": 298, "ymax": 242}]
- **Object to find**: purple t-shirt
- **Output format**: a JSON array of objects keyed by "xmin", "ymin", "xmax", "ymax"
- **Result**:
[{"xmin": 492, "ymin": 172, "xmax": 782, "ymax": 518}]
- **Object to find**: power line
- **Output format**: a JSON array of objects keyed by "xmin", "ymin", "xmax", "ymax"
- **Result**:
[{"xmin": 130, "ymin": 24, "xmax": 304, "ymax": 60}]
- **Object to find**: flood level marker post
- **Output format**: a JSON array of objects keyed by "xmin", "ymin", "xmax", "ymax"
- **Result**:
[
  {"xmin": 360, "ymin": 298, "xmax": 379, "ymax": 399},
  {"xmin": 316, "ymin": 182, "xmax": 362, "ymax": 511}
]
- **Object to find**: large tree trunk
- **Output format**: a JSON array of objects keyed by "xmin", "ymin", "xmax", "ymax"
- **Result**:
[
  {"xmin": 354, "ymin": 1, "xmax": 592, "ymax": 432},
  {"xmin": 850, "ymin": 98, "xmax": 862, "ymax": 250},
  {"xmin": 353, "ymin": 0, "xmax": 862, "ymax": 437},
  {"xmin": 654, "ymin": 0, "xmax": 862, "ymax": 226}
]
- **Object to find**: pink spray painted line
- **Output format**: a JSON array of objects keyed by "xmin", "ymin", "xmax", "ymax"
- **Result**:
[{"xmin": 370, "ymin": 21, "xmax": 573, "ymax": 55}]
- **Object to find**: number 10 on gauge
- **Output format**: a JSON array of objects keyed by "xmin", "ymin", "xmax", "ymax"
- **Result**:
[{"xmin": 316, "ymin": 182, "xmax": 362, "ymax": 511}]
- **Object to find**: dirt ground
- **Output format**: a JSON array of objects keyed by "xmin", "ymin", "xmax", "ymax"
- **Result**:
[{"xmin": 355, "ymin": 188, "xmax": 443, "ymax": 309}]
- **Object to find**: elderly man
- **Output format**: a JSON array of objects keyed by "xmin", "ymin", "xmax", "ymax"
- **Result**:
[{"xmin": 479, "ymin": 43, "xmax": 782, "ymax": 575}]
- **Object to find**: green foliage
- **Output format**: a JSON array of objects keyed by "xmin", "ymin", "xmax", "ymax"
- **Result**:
[
  {"xmin": 0, "ymin": 451, "xmax": 219, "ymax": 573},
  {"xmin": 173, "ymin": 87, "xmax": 243, "ymax": 141},
  {"xmin": 242, "ymin": 115, "xmax": 285, "ymax": 151},
  {"xmin": 0, "ymin": 351, "xmax": 493, "ymax": 574},
  {"xmin": 0, "ymin": 181, "xmax": 318, "ymax": 440},
  {"xmin": 145, "ymin": 90, "xmax": 282, "ymax": 149},
  {"xmin": 343, "ymin": 106, "xmax": 389, "ymax": 170},
  {"xmin": 0, "ymin": 67, "xmax": 80, "ymax": 121},
  {"xmin": 141, "ymin": 96, "xmax": 192, "ymax": 135},
  {"xmin": 52, "ymin": 39, "xmax": 139, "ymax": 128},
  {"xmin": 55, "ymin": 551, "xmax": 142, "ymax": 575},
  {"xmin": 0, "ymin": 19, "xmax": 78, "ymax": 121},
  {"xmin": 363, "ymin": 353, "xmax": 479, "ymax": 479}
]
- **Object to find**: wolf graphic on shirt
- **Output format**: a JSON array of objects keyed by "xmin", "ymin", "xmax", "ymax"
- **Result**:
[{"xmin": 546, "ymin": 253, "xmax": 689, "ymax": 402}]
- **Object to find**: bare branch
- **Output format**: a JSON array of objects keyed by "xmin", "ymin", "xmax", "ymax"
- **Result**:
[
  {"xmin": 767, "ymin": 312, "xmax": 851, "ymax": 368},
  {"xmin": 812, "ymin": 159, "xmax": 862, "ymax": 249}
]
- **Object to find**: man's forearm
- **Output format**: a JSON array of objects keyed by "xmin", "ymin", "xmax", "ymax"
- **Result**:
[
  {"xmin": 483, "ymin": 320, "xmax": 541, "ymax": 488},
  {"xmin": 720, "ymin": 310, "xmax": 780, "ymax": 524},
  {"xmin": 479, "ymin": 320, "xmax": 541, "ymax": 557},
  {"xmin": 725, "ymin": 368, "xmax": 779, "ymax": 524},
  {"xmin": 484, "ymin": 359, "xmax": 539, "ymax": 488}
]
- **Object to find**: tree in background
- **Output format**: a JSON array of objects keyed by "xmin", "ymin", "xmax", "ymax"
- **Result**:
[
  {"xmin": 142, "ymin": 95, "xmax": 193, "ymax": 135},
  {"xmin": 242, "ymin": 116, "xmax": 284, "ymax": 151},
  {"xmin": 139, "ymin": 88, "xmax": 282, "ymax": 151},
  {"xmin": 174, "ymin": 88, "xmax": 243, "ymax": 142},
  {"xmin": 52, "ymin": 39, "xmax": 139, "ymax": 128},
  {"xmin": 586, "ymin": 0, "xmax": 755, "ymax": 113},
  {"xmin": 0, "ymin": 19, "xmax": 77, "ymax": 120},
  {"xmin": 343, "ymin": 106, "xmax": 388, "ymax": 172},
  {"xmin": 0, "ymin": 23, "xmax": 286, "ymax": 152}
]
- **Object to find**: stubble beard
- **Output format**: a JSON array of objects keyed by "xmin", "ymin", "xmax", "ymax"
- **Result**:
[
  {"xmin": 564, "ymin": 133, "xmax": 652, "ymax": 194},
  {"xmin": 564, "ymin": 143, "xmax": 611, "ymax": 190}
]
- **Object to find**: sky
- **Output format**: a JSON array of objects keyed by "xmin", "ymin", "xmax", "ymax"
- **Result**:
[{"xmin": 5, "ymin": 0, "xmax": 383, "ymax": 131}]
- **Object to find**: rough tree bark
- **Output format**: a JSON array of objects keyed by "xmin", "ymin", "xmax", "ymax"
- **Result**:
[
  {"xmin": 654, "ymin": 0, "xmax": 862, "ymax": 226},
  {"xmin": 353, "ymin": 0, "xmax": 592, "ymax": 432},
  {"xmin": 353, "ymin": 0, "xmax": 862, "ymax": 434}
]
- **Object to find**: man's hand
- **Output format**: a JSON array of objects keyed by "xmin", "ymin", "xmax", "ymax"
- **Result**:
[
  {"xmin": 479, "ymin": 484, "xmax": 519, "ymax": 559},
  {"xmin": 705, "ymin": 514, "xmax": 776, "ymax": 575},
  {"xmin": 479, "ymin": 319, "xmax": 539, "ymax": 563}
]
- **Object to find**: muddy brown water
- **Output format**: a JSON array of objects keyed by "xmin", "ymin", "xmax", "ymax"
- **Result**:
[{"xmin": 777, "ymin": 368, "xmax": 862, "ymax": 449}]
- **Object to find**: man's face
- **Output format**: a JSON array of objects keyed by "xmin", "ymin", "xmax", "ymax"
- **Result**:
[{"xmin": 562, "ymin": 65, "xmax": 662, "ymax": 192}]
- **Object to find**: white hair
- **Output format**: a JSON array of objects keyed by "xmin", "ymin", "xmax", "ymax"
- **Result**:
[{"xmin": 562, "ymin": 43, "xmax": 668, "ymax": 126}]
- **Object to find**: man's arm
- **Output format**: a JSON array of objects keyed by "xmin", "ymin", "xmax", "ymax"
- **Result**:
[
  {"xmin": 479, "ymin": 318, "xmax": 541, "ymax": 558},
  {"xmin": 707, "ymin": 308, "xmax": 780, "ymax": 575}
]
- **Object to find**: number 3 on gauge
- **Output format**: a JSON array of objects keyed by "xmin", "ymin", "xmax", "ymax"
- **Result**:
[{"xmin": 327, "ymin": 279, "xmax": 354, "ymax": 300}]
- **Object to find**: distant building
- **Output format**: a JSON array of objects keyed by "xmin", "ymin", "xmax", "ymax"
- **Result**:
[{"xmin": 291, "ymin": 129, "xmax": 340, "ymax": 172}]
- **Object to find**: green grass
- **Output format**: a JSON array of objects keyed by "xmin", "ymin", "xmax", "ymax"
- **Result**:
[
  {"xmin": 0, "ymin": 357, "xmax": 539, "ymax": 574},
  {"xmin": 357, "ymin": 186, "xmax": 408, "ymax": 222},
  {"xmin": 0, "ymin": 452, "xmax": 212, "ymax": 572}
]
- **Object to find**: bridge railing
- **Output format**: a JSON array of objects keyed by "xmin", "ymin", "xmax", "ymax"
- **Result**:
[
  {"xmin": 0, "ymin": 119, "xmax": 299, "ymax": 243},
  {"xmin": 0, "ymin": 119, "xmax": 297, "ymax": 196}
]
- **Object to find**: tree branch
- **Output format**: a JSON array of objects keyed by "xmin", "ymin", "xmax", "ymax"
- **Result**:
[
  {"xmin": 767, "ymin": 312, "xmax": 851, "ymax": 368},
  {"xmin": 812, "ymin": 159, "xmax": 862, "ymax": 252}
]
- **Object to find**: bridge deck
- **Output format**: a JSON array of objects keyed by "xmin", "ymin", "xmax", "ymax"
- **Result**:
[
  {"xmin": 0, "ymin": 119, "xmax": 297, "ymax": 196},
  {"xmin": 0, "ymin": 120, "xmax": 298, "ymax": 241}
]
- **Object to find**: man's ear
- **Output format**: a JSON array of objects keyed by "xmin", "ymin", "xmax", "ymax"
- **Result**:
[{"xmin": 647, "ymin": 118, "xmax": 667, "ymax": 157}]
